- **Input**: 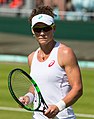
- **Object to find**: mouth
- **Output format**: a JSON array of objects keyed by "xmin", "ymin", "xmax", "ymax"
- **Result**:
[
  {"xmin": 39, "ymin": 38, "xmax": 47, "ymax": 42},
  {"xmin": 38, "ymin": 37, "xmax": 47, "ymax": 40},
  {"xmin": 38, "ymin": 38, "xmax": 47, "ymax": 43}
]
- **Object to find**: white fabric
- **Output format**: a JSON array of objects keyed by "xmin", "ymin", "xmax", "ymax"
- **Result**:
[
  {"xmin": 32, "ymin": 14, "xmax": 54, "ymax": 28},
  {"xmin": 25, "ymin": 92, "xmax": 34, "ymax": 104},
  {"xmin": 56, "ymin": 100, "xmax": 66, "ymax": 111},
  {"xmin": 30, "ymin": 42, "xmax": 76, "ymax": 119}
]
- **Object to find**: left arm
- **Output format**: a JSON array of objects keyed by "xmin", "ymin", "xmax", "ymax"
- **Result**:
[
  {"xmin": 62, "ymin": 47, "xmax": 83, "ymax": 107},
  {"xmin": 44, "ymin": 45, "xmax": 83, "ymax": 118}
]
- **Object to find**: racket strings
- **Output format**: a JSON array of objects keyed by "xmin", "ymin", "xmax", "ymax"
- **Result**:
[
  {"xmin": 11, "ymin": 71, "xmax": 31, "ymax": 97},
  {"xmin": 11, "ymin": 70, "xmax": 40, "ymax": 109}
]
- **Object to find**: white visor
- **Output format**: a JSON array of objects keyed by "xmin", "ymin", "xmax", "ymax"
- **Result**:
[{"xmin": 31, "ymin": 14, "xmax": 54, "ymax": 28}]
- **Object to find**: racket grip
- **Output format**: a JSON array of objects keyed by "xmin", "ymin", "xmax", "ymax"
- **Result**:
[{"xmin": 25, "ymin": 92, "xmax": 34, "ymax": 104}]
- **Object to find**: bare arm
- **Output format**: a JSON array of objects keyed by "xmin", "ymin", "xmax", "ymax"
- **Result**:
[
  {"xmin": 61, "ymin": 46, "xmax": 83, "ymax": 107},
  {"xmin": 28, "ymin": 52, "xmax": 35, "ymax": 68},
  {"xmin": 44, "ymin": 45, "xmax": 83, "ymax": 118},
  {"xmin": 19, "ymin": 52, "xmax": 35, "ymax": 105}
]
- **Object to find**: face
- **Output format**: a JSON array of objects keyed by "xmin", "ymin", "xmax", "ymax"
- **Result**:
[{"xmin": 32, "ymin": 23, "xmax": 55, "ymax": 45}]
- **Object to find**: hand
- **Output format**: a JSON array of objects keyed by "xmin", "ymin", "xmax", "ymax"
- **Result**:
[
  {"xmin": 19, "ymin": 96, "xmax": 30, "ymax": 105},
  {"xmin": 44, "ymin": 105, "xmax": 59, "ymax": 118}
]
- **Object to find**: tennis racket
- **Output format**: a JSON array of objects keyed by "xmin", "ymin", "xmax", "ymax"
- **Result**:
[{"xmin": 8, "ymin": 68, "xmax": 48, "ymax": 112}]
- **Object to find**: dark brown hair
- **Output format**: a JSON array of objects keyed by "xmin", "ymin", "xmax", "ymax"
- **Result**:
[{"xmin": 28, "ymin": 6, "xmax": 55, "ymax": 24}]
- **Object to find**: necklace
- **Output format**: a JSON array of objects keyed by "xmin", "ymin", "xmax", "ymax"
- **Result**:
[
  {"xmin": 40, "ymin": 53, "xmax": 45, "ymax": 60},
  {"xmin": 38, "ymin": 50, "xmax": 49, "ymax": 61},
  {"xmin": 38, "ymin": 41, "xmax": 56, "ymax": 61}
]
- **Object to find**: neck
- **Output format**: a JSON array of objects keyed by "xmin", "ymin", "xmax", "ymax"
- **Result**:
[
  {"xmin": 40, "ymin": 40, "xmax": 56, "ymax": 54},
  {"xmin": 38, "ymin": 40, "xmax": 56, "ymax": 61}
]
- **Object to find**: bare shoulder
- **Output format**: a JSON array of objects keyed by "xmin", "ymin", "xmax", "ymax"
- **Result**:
[
  {"xmin": 58, "ymin": 43, "xmax": 77, "ymax": 67},
  {"xmin": 28, "ymin": 52, "xmax": 35, "ymax": 67},
  {"xmin": 59, "ymin": 43, "xmax": 75, "ymax": 57}
]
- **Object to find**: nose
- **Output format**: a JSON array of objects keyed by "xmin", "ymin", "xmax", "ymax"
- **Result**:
[{"xmin": 40, "ymin": 30, "xmax": 45, "ymax": 35}]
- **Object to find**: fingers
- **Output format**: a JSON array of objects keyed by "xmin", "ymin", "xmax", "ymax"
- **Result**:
[
  {"xmin": 24, "ymin": 96, "xmax": 30, "ymax": 105},
  {"xmin": 19, "ymin": 96, "xmax": 30, "ymax": 105},
  {"xmin": 44, "ymin": 105, "xmax": 59, "ymax": 118}
]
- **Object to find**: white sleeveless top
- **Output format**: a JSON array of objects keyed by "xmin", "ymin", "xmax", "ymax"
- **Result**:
[{"xmin": 30, "ymin": 42, "xmax": 75, "ymax": 119}]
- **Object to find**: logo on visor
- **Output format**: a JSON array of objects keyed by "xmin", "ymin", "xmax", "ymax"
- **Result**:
[
  {"xmin": 48, "ymin": 60, "xmax": 55, "ymax": 67},
  {"xmin": 38, "ymin": 15, "xmax": 43, "ymax": 19}
]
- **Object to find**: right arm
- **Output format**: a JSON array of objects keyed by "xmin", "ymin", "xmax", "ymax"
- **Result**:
[
  {"xmin": 19, "ymin": 85, "xmax": 35, "ymax": 105},
  {"xmin": 19, "ymin": 52, "xmax": 35, "ymax": 105},
  {"xmin": 28, "ymin": 52, "xmax": 35, "ymax": 68}
]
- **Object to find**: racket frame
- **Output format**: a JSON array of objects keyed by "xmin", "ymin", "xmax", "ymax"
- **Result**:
[{"xmin": 8, "ymin": 68, "xmax": 48, "ymax": 112}]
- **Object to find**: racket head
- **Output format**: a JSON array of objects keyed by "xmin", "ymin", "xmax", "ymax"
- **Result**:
[{"xmin": 8, "ymin": 68, "xmax": 46, "ymax": 112}]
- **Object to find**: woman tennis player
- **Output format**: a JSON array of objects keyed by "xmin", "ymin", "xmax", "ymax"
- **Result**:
[{"xmin": 20, "ymin": 6, "xmax": 83, "ymax": 119}]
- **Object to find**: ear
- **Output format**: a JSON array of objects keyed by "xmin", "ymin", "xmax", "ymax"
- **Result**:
[{"xmin": 32, "ymin": 29, "xmax": 35, "ymax": 35}]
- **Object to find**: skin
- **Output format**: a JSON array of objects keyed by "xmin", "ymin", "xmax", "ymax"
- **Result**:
[
  {"xmin": 19, "ymin": 86, "xmax": 35, "ymax": 106},
  {"xmin": 43, "ymin": 0, "xmax": 66, "ymax": 20},
  {"xmin": 27, "ymin": 22, "xmax": 83, "ymax": 118}
]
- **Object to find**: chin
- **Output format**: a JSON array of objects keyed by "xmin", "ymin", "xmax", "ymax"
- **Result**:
[{"xmin": 40, "ymin": 41, "xmax": 47, "ymax": 45}]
